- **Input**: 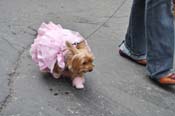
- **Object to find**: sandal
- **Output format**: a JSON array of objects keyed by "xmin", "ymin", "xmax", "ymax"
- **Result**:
[
  {"xmin": 119, "ymin": 49, "xmax": 147, "ymax": 66},
  {"xmin": 159, "ymin": 73, "xmax": 175, "ymax": 85}
]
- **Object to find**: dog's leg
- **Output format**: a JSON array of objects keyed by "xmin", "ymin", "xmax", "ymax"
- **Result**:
[
  {"xmin": 72, "ymin": 76, "xmax": 85, "ymax": 89},
  {"xmin": 52, "ymin": 63, "xmax": 62, "ymax": 79},
  {"xmin": 52, "ymin": 73, "xmax": 61, "ymax": 79}
]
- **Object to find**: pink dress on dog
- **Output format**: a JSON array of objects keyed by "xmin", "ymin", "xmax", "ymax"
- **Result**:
[
  {"xmin": 30, "ymin": 22, "xmax": 85, "ymax": 73},
  {"xmin": 30, "ymin": 22, "xmax": 86, "ymax": 88}
]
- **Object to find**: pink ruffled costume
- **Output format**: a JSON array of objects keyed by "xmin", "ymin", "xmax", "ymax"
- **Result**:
[
  {"xmin": 30, "ymin": 22, "xmax": 85, "ymax": 72},
  {"xmin": 30, "ymin": 22, "xmax": 87, "ymax": 88}
]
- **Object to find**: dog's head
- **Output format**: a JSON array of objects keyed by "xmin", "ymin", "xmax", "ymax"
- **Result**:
[{"xmin": 66, "ymin": 40, "xmax": 94, "ymax": 75}]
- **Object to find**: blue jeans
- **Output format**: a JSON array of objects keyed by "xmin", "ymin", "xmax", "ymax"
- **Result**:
[{"xmin": 124, "ymin": 0, "xmax": 174, "ymax": 80}]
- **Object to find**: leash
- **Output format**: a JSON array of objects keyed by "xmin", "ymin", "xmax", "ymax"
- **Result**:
[{"xmin": 85, "ymin": 0, "xmax": 128, "ymax": 40}]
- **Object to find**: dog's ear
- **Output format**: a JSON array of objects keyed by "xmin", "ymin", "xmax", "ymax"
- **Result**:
[
  {"xmin": 76, "ymin": 40, "xmax": 86, "ymax": 49},
  {"xmin": 66, "ymin": 41, "xmax": 78, "ymax": 54}
]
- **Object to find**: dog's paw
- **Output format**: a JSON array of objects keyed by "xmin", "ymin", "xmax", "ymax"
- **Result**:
[
  {"xmin": 74, "ymin": 84, "xmax": 84, "ymax": 89},
  {"xmin": 52, "ymin": 73, "xmax": 61, "ymax": 79},
  {"xmin": 72, "ymin": 77, "xmax": 85, "ymax": 89}
]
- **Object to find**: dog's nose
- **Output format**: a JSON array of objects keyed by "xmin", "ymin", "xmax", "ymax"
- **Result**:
[{"xmin": 89, "ymin": 69, "xmax": 93, "ymax": 72}]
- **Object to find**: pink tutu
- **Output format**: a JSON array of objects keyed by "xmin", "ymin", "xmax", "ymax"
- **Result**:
[{"xmin": 30, "ymin": 22, "xmax": 85, "ymax": 73}]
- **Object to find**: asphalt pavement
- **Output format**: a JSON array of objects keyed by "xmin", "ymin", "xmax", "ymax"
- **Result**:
[{"xmin": 0, "ymin": 0, "xmax": 175, "ymax": 116}]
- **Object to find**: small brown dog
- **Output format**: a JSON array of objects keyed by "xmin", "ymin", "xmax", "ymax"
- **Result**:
[
  {"xmin": 30, "ymin": 22, "xmax": 94, "ymax": 89},
  {"xmin": 53, "ymin": 40, "xmax": 95, "ymax": 89}
]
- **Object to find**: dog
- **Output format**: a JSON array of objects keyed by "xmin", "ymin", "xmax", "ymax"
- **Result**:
[
  {"xmin": 53, "ymin": 40, "xmax": 94, "ymax": 89},
  {"xmin": 30, "ymin": 22, "xmax": 94, "ymax": 89}
]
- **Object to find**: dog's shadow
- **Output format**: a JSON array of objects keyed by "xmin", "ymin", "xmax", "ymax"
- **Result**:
[
  {"xmin": 41, "ymin": 72, "xmax": 72, "ymax": 88},
  {"xmin": 40, "ymin": 72, "xmax": 94, "ymax": 97}
]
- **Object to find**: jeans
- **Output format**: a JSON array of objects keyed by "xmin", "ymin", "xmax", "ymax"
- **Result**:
[{"xmin": 124, "ymin": 0, "xmax": 174, "ymax": 80}]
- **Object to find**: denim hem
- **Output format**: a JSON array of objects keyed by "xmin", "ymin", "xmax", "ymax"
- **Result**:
[
  {"xmin": 124, "ymin": 41, "xmax": 146, "ymax": 59},
  {"xmin": 149, "ymin": 70, "xmax": 172, "ymax": 81},
  {"xmin": 119, "ymin": 41, "xmax": 146, "ymax": 60}
]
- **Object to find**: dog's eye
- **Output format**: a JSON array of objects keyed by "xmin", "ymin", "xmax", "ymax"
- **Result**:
[{"xmin": 82, "ymin": 62, "xmax": 87, "ymax": 65}]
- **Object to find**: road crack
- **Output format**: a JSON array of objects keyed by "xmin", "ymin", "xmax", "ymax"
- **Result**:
[
  {"xmin": 0, "ymin": 39, "xmax": 33, "ymax": 113},
  {"xmin": 86, "ymin": 0, "xmax": 127, "ymax": 39}
]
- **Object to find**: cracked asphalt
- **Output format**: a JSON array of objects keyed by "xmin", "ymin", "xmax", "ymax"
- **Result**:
[{"xmin": 0, "ymin": 0, "xmax": 175, "ymax": 116}]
